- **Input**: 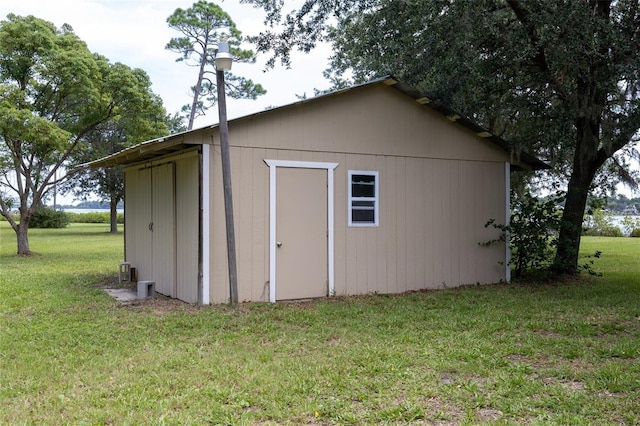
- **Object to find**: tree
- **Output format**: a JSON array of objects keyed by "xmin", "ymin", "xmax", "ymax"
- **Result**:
[
  {"xmin": 166, "ymin": 0, "xmax": 266, "ymax": 130},
  {"xmin": 245, "ymin": 0, "xmax": 640, "ymax": 274},
  {"xmin": 0, "ymin": 14, "xmax": 163, "ymax": 255},
  {"xmin": 65, "ymin": 68, "xmax": 169, "ymax": 233}
]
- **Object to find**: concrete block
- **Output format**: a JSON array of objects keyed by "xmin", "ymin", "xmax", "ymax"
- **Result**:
[
  {"xmin": 118, "ymin": 262, "xmax": 131, "ymax": 284},
  {"xmin": 137, "ymin": 280, "xmax": 156, "ymax": 299}
]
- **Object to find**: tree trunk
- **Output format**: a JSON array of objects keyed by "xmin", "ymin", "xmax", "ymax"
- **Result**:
[
  {"xmin": 553, "ymin": 117, "xmax": 606, "ymax": 274},
  {"xmin": 109, "ymin": 198, "xmax": 118, "ymax": 234},
  {"xmin": 16, "ymin": 221, "xmax": 31, "ymax": 256},
  {"xmin": 188, "ymin": 50, "xmax": 208, "ymax": 131},
  {"xmin": 553, "ymin": 172, "xmax": 592, "ymax": 274}
]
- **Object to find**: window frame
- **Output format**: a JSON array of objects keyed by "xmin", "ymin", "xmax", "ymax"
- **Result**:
[{"xmin": 348, "ymin": 170, "xmax": 379, "ymax": 227}]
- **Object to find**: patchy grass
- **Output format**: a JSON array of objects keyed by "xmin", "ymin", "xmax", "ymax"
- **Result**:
[{"xmin": 1, "ymin": 223, "xmax": 639, "ymax": 424}]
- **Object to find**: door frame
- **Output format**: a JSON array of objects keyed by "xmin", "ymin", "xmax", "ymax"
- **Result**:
[{"xmin": 264, "ymin": 159, "xmax": 339, "ymax": 303}]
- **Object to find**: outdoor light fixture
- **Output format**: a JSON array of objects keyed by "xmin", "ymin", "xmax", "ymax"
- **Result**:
[
  {"xmin": 215, "ymin": 41, "xmax": 233, "ymax": 71},
  {"xmin": 216, "ymin": 40, "xmax": 238, "ymax": 305}
]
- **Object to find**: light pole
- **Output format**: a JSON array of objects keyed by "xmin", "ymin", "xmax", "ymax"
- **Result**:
[{"xmin": 215, "ymin": 41, "xmax": 238, "ymax": 305}]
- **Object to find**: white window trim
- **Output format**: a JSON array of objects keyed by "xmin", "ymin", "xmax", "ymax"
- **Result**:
[
  {"xmin": 348, "ymin": 170, "xmax": 379, "ymax": 227},
  {"xmin": 202, "ymin": 144, "xmax": 211, "ymax": 305},
  {"xmin": 264, "ymin": 159, "xmax": 339, "ymax": 303}
]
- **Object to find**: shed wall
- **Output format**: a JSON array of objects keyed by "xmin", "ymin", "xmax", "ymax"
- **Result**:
[
  {"xmin": 207, "ymin": 147, "xmax": 506, "ymax": 304},
  {"xmin": 203, "ymin": 84, "xmax": 509, "ymax": 304},
  {"xmin": 124, "ymin": 149, "xmax": 200, "ymax": 302}
]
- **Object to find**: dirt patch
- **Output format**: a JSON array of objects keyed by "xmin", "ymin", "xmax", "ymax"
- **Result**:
[{"xmin": 94, "ymin": 274, "xmax": 201, "ymax": 314}]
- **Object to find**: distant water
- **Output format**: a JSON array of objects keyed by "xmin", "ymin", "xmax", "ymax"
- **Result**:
[{"xmin": 599, "ymin": 215, "xmax": 639, "ymax": 236}]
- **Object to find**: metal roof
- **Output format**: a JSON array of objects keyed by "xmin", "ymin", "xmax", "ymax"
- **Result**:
[{"xmin": 83, "ymin": 76, "xmax": 549, "ymax": 171}]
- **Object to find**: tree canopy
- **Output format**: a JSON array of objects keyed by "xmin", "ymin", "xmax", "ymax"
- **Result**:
[
  {"xmin": 246, "ymin": 0, "xmax": 640, "ymax": 274},
  {"xmin": 0, "ymin": 14, "xmax": 168, "ymax": 254},
  {"xmin": 65, "ymin": 67, "xmax": 170, "ymax": 233},
  {"xmin": 166, "ymin": 0, "xmax": 266, "ymax": 129}
]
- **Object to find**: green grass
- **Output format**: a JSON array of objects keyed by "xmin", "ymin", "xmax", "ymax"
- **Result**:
[{"xmin": 1, "ymin": 223, "xmax": 639, "ymax": 424}]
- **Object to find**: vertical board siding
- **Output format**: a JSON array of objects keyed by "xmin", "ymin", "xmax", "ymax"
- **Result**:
[
  {"xmin": 237, "ymin": 147, "xmax": 253, "ymax": 302},
  {"xmin": 384, "ymin": 155, "xmax": 398, "ymax": 295},
  {"xmin": 332, "ymin": 153, "xmax": 348, "ymax": 296},
  {"xmin": 394, "ymin": 156, "xmax": 408, "ymax": 294},
  {"xmin": 175, "ymin": 155, "xmax": 199, "ymax": 303},
  {"xmin": 374, "ymin": 155, "xmax": 388, "ymax": 295},
  {"xmin": 202, "ymin": 83, "xmax": 511, "ymax": 303},
  {"xmin": 125, "ymin": 152, "xmax": 199, "ymax": 303},
  {"xmin": 405, "ymin": 157, "xmax": 420, "ymax": 291},
  {"xmin": 151, "ymin": 163, "xmax": 176, "ymax": 298},
  {"xmin": 207, "ymin": 150, "xmax": 507, "ymax": 303},
  {"xmin": 252, "ymin": 148, "xmax": 269, "ymax": 301},
  {"xmin": 125, "ymin": 167, "xmax": 152, "ymax": 284}
]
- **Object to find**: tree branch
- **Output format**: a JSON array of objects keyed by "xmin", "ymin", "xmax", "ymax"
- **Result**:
[{"xmin": 506, "ymin": 0, "xmax": 570, "ymax": 102}]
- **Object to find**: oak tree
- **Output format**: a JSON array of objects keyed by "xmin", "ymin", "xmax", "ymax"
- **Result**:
[{"xmin": 0, "ymin": 14, "xmax": 166, "ymax": 254}]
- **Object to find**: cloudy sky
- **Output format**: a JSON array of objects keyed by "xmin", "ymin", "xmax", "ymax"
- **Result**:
[{"xmin": 2, "ymin": 0, "xmax": 333, "ymax": 128}]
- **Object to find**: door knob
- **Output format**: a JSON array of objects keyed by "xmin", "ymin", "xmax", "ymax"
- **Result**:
[{"xmin": 276, "ymin": 241, "xmax": 282, "ymax": 247}]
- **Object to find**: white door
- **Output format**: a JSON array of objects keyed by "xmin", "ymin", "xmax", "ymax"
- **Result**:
[{"xmin": 275, "ymin": 167, "xmax": 328, "ymax": 300}]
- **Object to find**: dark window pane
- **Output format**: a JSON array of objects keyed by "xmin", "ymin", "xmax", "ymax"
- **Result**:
[
  {"xmin": 352, "ymin": 174, "xmax": 375, "ymax": 198},
  {"xmin": 352, "ymin": 208, "xmax": 375, "ymax": 223}
]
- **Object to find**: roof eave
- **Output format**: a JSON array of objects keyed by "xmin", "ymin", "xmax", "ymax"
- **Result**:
[{"xmin": 382, "ymin": 76, "xmax": 550, "ymax": 171}]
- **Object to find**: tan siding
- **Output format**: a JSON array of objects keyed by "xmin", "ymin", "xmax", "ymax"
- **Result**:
[
  {"xmin": 374, "ymin": 155, "xmax": 388, "ymax": 295},
  {"xmin": 124, "ymin": 167, "xmax": 152, "ymax": 283},
  {"xmin": 384, "ymin": 155, "xmax": 398, "ymax": 295},
  {"xmin": 458, "ymin": 161, "xmax": 475, "ymax": 284},
  {"xmin": 200, "ymin": 83, "xmax": 510, "ymax": 303},
  {"xmin": 432, "ymin": 159, "xmax": 449, "ymax": 288},
  {"xmin": 251, "ymin": 148, "xmax": 269, "ymax": 301},
  {"xmin": 405, "ymin": 157, "xmax": 420, "ymax": 291},
  {"xmin": 222, "ymin": 84, "xmax": 511, "ymax": 165},
  {"xmin": 125, "ymin": 151, "xmax": 199, "ymax": 303},
  {"xmin": 236, "ymin": 147, "xmax": 252, "ymax": 302},
  {"xmin": 205, "ymin": 145, "xmax": 507, "ymax": 303},
  {"xmin": 333, "ymin": 153, "xmax": 348, "ymax": 296},
  {"xmin": 151, "ymin": 162, "xmax": 176, "ymax": 297},
  {"xmin": 395, "ymin": 156, "xmax": 408, "ymax": 293},
  {"xmin": 423, "ymin": 160, "xmax": 435, "ymax": 288},
  {"xmin": 175, "ymin": 154, "xmax": 199, "ymax": 303},
  {"xmin": 449, "ymin": 160, "xmax": 461, "ymax": 287},
  {"xmin": 210, "ymin": 144, "xmax": 229, "ymax": 304}
]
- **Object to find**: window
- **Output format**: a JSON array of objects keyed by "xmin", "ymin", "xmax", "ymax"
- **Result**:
[{"xmin": 348, "ymin": 170, "xmax": 379, "ymax": 227}]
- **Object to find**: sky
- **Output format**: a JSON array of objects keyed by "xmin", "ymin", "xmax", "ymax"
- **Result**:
[{"xmin": 2, "ymin": 0, "xmax": 333, "ymax": 128}]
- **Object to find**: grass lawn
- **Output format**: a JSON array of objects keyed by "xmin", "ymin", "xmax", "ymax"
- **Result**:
[{"xmin": 1, "ymin": 222, "xmax": 639, "ymax": 424}]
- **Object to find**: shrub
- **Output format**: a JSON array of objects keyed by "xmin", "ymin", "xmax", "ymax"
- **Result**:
[
  {"xmin": 630, "ymin": 228, "xmax": 640, "ymax": 238},
  {"xmin": 30, "ymin": 207, "xmax": 69, "ymax": 228},
  {"xmin": 482, "ymin": 191, "xmax": 563, "ymax": 278},
  {"xmin": 65, "ymin": 212, "xmax": 124, "ymax": 224}
]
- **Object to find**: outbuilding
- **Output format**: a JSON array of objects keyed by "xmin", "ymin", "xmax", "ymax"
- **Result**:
[{"xmin": 89, "ymin": 77, "xmax": 547, "ymax": 304}]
